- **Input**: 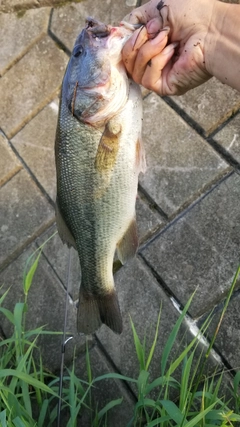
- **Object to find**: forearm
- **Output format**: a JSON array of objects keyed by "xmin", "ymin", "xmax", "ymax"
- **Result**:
[{"xmin": 205, "ymin": 1, "xmax": 240, "ymax": 91}]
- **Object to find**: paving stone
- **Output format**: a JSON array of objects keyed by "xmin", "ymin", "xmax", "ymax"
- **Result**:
[
  {"xmin": 0, "ymin": 134, "xmax": 22, "ymax": 186},
  {"xmin": 0, "ymin": 36, "xmax": 68, "ymax": 138},
  {"xmin": 0, "ymin": 0, "xmax": 78, "ymax": 13},
  {"xmin": 173, "ymin": 78, "xmax": 240, "ymax": 136},
  {"xmin": 203, "ymin": 292, "xmax": 240, "ymax": 370},
  {"xmin": 141, "ymin": 172, "xmax": 240, "ymax": 319},
  {"xmin": 140, "ymin": 93, "xmax": 229, "ymax": 217},
  {"xmin": 0, "ymin": 245, "xmax": 88, "ymax": 372},
  {"xmin": 136, "ymin": 194, "xmax": 163, "ymax": 243},
  {"xmin": 0, "ymin": 169, "xmax": 54, "ymax": 269},
  {"xmin": 0, "ymin": 8, "xmax": 50, "ymax": 76},
  {"xmin": 214, "ymin": 113, "xmax": 240, "ymax": 163},
  {"xmin": 97, "ymin": 256, "xmax": 221, "ymax": 394},
  {"xmin": 50, "ymin": 0, "xmax": 135, "ymax": 51},
  {"xmin": 11, "ymin": 100, "xmax": 59, "ymax": 201},
  {"xmin": 37, "ymin": 224, "xmax": 81, "ymax": 302},
  {"xmin": 74, "ymin": 344, "xmax": 135, "ymax": 426}
]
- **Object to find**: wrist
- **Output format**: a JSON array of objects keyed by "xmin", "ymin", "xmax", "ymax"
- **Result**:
[{"xmin": 205, "ymin": 1, "xmax": 240, "ymax": 90}]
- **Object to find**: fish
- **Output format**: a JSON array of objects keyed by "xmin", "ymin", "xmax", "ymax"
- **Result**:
[{"xmin": 55, "ymin": 17, "xmax": 145, "ymax": 335}]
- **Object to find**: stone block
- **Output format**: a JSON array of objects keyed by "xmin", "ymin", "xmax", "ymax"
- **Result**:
[
  {"xmin": 0, "ymin": 169, "xmax": 54, "ymax": 270},
  {"xmin": 0, "ymin": 134, "xmax": 22, "ymax": 186},
  {"xmin": 140, "ymin": 93, "xmax": 229, "ymax": 217},
  {"xmin": 214, "ymin": 113, "xmax": 240, "ymax": 163},
  {"xmin": 0, "ymin": 0, "xmax": 83, "ymax": 13},
  {"xmin": 36, "ymin": 224, "xmax": 81, "ymax": 302},
  {"xmin": 141, "ymin": 172, "xmax": 240, "ymax": 319},
  {"xmin": 136, "ymin": 194, "xmax": 164, "ymax": 243},
  {"xmin": 0, "ymin": 8, "xmax": 50, "ymax": 76},
  {"xmin": 11, "ymin": 100, "xmax": 59, "ymax": 201},
  {"xmin": 0, "ymin": 245, "xmax": 88, "ymax": 372},
  {"xmin": 0, "ymin": 36, "xmax": 68, "ymax": 138},
  {"xmin": 50, "ymin": 0, "xmax": 135, "ymax": 51},
  {"xmin": 173, "ymin": 78, "xmax": 240, "ymax": 136}
]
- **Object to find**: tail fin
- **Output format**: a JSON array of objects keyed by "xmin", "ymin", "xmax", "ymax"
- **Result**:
[{"xmin": 77, "ymin": 287, "xmax": 123, "ymax": 335}]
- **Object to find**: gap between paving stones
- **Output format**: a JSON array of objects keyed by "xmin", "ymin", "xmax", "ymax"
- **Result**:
[
  {"xmin": 139, "ymin": 168, "xmax": 235, "ymax": 252},
  {"xmin": 163, "ymin": 95, "xmax": 240, "ymax": 169},
  {"xmin": 8, "ymin": 137, "xmax": 56, "ymax": 207}
]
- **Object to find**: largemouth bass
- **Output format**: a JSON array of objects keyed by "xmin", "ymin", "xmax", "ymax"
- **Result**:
[{"xmin": 55, "ymin": 17, "xmax": 145, "ymax": 335}]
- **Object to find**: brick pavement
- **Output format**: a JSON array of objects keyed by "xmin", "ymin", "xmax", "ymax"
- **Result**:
[{"xmin": 0, "ymin": 0, "xmax": 240, "ymax": 425}]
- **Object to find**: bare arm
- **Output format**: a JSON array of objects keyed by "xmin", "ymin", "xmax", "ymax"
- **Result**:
[
  {"xmin": 122, "ymin": 0, "xmax": 240, "ymax": 96},
  {"xmin": 206, "ymin": 1, "xmax": 240, "ymax": 92}
]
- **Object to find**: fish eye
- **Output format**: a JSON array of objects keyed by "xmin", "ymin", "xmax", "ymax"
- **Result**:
[{"xmin": 73, "ymin": 44, "xmax": 84, "ymax": 58}]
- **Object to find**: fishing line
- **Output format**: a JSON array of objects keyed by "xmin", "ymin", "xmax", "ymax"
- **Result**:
[{"xmin": 57, "ymin": 247, "xmax": 73, "ymax": 427}]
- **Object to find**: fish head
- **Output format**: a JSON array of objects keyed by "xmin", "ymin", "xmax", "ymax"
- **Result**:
[{"xmin": 62, "ymin": 18, "xmax": 137, "ymax": 124}]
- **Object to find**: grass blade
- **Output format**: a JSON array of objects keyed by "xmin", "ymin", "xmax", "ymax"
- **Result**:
[
  {"xmin": 206, "ymin": 264, "xmax": 240, "ymax": 358},
  {"xmin": 38, "ymin": 399, "xmax": 49, "ymax": 427},
  {"xmin": 0, "ymin": 369, "xmax": 58, "ymax": 397},
  {"xmin": 160, "ymin": 400, "xmax": 187, "ymax": 425},
  {"xmin": 93, "ymin": 373, "xmax": 137, "ymax": 384},
  {"xmin": 161, "ymin": 294, "xmax": 194, "ymax": 376},
  {"xmin": 23, "ymin": 250, "xmax": 42, "ymax": 296},
  {"xmin": 97, "ymin": 397, "xmax": 123, "ymax": 420},
  {"xmin": 13, "ymin": 417, "xmax": 28, "ymax": 427},
  {"xmin": 146, "ymin": 375, "xmax": 180, "ymax": 395},
  {"xmin": 184, "ymin": 402, "xmax": 218, "ymax": 427},
  {"xmin": 0, "ymin": 409, "xmax": 7, "ymax": 427},
  {"xmin": 137, "ymin": 370, "xmax": 149, "ymax": 397},
  {"xmin": 179, "ymin": 353, "xmax": 194, "ymax": 413},
  {"xmin": 130, "ymin": 316, "xmax": 145, "ymax": 370},
  {"xmin": 145, "ymin": 306, "xmax": 162, "ymax": 371}
]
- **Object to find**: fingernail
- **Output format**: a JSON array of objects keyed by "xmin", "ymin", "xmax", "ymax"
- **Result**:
[
  {"xmin": 162, "ymin": 41, "xmax": 179, "ymax": 55},
  {"xmin": 150, "ymin": 26, "xmax": 170, "ymax": 45}
]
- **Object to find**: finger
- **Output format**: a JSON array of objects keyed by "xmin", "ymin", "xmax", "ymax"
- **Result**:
[
  {"xmin": 146, "ymin": 17, "xmax": 163, "ymax": 39},
  {"xmin": 141, "ymin": 42, "xmax": 179, "ymax": 95},
  {"xmin": 132, "ymin": 28, "xmax": 170, "ymax": 84},
  {"xmin": 123, "ymin": 7, "xmax": 149, "ymax": 25},
  {"xmin": 122, "ymin": 26, "xmax": 149, "ymax": 75}
]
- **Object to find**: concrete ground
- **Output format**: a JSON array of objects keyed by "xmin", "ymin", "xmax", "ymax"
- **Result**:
[{"xmin": 0, "ymin": 0, "xmax": 240, "ymax": 425}]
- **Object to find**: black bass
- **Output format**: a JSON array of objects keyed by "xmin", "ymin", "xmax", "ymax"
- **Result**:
[{"xmin": 55, "ymin": 17, "xmax": 145, "ymax": 335}]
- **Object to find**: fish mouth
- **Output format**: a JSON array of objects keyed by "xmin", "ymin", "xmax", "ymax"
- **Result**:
[{"xmin": 86, "ymin": 17, "xmax": 111, "ymax": 39}]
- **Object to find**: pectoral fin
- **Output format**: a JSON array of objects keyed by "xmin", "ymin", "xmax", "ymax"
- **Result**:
[
  {"xmin": 95, "ymin": 120, "xmax": 121, "ymax": 172},
  {"xmin": 116, "ymin": 217, "xmax": 138, "ymax": 265},
  {"xmin": 136, "ymin": 136, "xmax": 146, "ymax": 174},
  {"xmin": 55, "ymin": 199, "xmax": 77, "ymax": 249}
]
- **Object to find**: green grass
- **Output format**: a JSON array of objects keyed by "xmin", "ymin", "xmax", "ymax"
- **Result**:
[{"xmin": 0, "ymin": 246, "xmax": 239, "ymax": 426}]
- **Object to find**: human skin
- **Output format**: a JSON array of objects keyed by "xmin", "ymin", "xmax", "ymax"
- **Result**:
[{"xmin": 122, "ymin": 0, "xmax": 240, "ymax": 96}]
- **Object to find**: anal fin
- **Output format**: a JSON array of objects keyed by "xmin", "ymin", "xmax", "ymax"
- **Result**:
[
  {"xmin": 77, "ymin": 287, "xmax": 123, "ymax": 335},
  {"xmin": 116, "ymin": 217, "xmax": 138, "ymax": 265}
]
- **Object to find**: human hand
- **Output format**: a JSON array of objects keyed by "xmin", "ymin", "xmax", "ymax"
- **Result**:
[{"xmin": 122, "ymin": 0, "xmax": 215, "ymax": 96}]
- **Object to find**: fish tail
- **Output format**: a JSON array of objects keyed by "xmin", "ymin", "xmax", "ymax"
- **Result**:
[{"xmin": 77, "ymin": 287, "xmax": 123, "ymax": 335}]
